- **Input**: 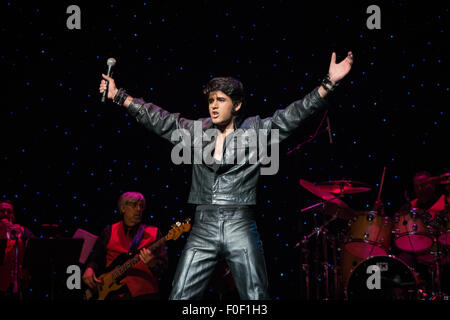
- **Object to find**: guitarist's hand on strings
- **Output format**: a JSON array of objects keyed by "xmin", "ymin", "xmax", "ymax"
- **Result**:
[
  {"xmin": 139, "ymin": 248, "xmax": 155, "ymax": 266},
  {"xmin": 82, "ymin": 267, "xmax": 103, "ymax": 289}
]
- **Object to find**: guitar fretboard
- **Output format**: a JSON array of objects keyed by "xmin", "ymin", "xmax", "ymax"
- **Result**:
[{"xmin": 111, "ymin": 235, "xmax": 168, "ymax": 280}]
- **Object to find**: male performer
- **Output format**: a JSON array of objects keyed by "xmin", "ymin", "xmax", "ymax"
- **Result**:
[
  {"xmin": 83, "ymin": 192, "xmax": 167, "ymax": 300},
  {"xmin": 99, "ymin": 52, "xmax": 353, "ymax": 299}
]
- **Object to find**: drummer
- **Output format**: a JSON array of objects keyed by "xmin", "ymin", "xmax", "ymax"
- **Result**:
[
  {"xmin": 394, "ymin": 172, "xmax": 448, "ymax": 290},
  {"xmin": 408, "ymin": 171, "xmax": 447, "ymax": 219}
]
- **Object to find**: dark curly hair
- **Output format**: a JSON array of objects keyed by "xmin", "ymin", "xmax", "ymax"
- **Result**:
[{"xmin": 203, "ymin": 77, "xmax": 245, "ymax": 110}]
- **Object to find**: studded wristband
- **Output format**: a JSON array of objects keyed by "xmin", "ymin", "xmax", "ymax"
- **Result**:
[
  {"xmin": 113, "ymin": 88, "xmax": 128, "ymax": 106},
  {"xmin": 321, "ymin": 74, "xmax": 340, "ymax": 92}
]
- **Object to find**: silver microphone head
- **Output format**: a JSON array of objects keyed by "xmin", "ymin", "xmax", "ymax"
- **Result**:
[{"xmin": 107, "ymin": 57, "xmax": 116, "ymax": 66}]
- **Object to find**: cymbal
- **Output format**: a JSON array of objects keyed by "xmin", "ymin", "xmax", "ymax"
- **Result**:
[
  {"xmin": 315, "ymin": 180, "xmax": 372, "ymax": 194},
  {"xmin": 422, "ymin": 173, "xmax": 450, "ymax": 185},
  {"xmin": 299, "ymin": 179, "xmax": 347, "ymax": 203},
  {"xmin": 299, "ymin": 179, "xmax": 356, "ymax": 219}
]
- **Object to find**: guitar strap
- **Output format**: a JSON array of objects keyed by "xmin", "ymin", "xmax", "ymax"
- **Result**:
[{"xmin": 128, "ymin": 224, "xmax": 146, "ymax": 255}]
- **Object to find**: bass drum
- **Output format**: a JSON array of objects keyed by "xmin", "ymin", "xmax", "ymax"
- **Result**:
[{"xmin": 346, "ymin": 255, "xmax": 419, "ymax": 300}]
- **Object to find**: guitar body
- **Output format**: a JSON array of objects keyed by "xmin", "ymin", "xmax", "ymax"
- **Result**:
[
  {"xmin": 96, "ymin": 271, "xmax": 125, "ymax": 300},
  {"xmin": 85, "ymin": 253, "xmax": 130, "ymax": 300}
]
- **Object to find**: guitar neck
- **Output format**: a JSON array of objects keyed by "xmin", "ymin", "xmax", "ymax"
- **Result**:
[{"xmin": 112, "ymin": 235, "xmax": 168, "ymax": 280}]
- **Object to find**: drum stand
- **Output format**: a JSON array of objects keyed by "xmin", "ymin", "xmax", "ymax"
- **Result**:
[
  {"xmin": 430, "ymin": 242, "xmax": 446, "ymax": 300},
  {"xmin": 329, "ymin": 234, "xmax": 340, "ymax": 299},
  {"xmin": 300, "ymin": 240, "xmax": 311, "ymax": 300},
  {"xmin": 299, "ymin": 214, "xmax": 338, "ymax": 300}
]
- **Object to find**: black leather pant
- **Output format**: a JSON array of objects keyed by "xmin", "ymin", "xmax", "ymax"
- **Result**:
[{"xmin": 169, "ymin": 205, "xmax": 270, "ymax": 300}]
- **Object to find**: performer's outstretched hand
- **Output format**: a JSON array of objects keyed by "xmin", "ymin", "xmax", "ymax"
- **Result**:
[
  {"xmin": 328, "ymin": 51, "xmax": 354, "ymax": 83},
  {"xmin": 99, "ymin": 74, "xmax": 118, "ymax": 99}
]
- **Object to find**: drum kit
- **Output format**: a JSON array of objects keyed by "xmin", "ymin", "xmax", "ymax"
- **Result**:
[{"xmin": 297, "ymin": 171, "xmax": 450, "ymax": 300}]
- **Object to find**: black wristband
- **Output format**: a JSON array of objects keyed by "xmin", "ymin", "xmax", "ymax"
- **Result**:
[
  {"xmin": 113, "ymin": 88, "xmax": 128, "ymax": 106},
  {"xmin": 321, "ymin": 74, "xmax": 340, "ymax": 92}
]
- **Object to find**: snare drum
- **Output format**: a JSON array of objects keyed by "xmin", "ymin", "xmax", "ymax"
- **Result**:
[
  {"xmin": 345, "ymin": 211, "xmax": 392, "ymax": 259},
  {"xmin": 346, "ymin": 255, "xmax": 419, "ymax": 300},
  {"xmin": 393, "ymin": 208, "xmax": 433, "ymax": 253}
]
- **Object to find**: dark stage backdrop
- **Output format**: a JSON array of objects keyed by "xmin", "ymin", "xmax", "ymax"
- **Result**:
[{"xmin": 1, "ymin": 1, "xmax": 448, "ymax": 300}]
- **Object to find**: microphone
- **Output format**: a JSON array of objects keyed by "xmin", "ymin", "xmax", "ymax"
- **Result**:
[
  {"xmin": 326, "ymin": 115, "xmax": 333, "ymax": 144},
  {"xmin": 101, "ymin": 57, "xmax": 117, "ymax": 103}
]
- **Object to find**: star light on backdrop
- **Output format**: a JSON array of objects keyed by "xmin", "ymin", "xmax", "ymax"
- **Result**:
[{"xmin": 1, "ymin": 1, "xmax": 448, "ymax": 299}]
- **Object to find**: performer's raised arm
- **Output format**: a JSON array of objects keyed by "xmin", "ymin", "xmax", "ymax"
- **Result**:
[
  {"xmin": 99, "ymin": 74, "xmax": 197, "ymax": 144},
  {"xmin": 258, "ymin": 51, "xmax": 354, "ymax": 142}
]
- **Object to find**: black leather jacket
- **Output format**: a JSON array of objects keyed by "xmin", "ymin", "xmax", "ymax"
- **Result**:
[{"xmin": 127, "ymin": 87, "xmax": 328, "ymax": 205}]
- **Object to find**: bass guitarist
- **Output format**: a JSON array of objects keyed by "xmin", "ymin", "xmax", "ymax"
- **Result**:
[{"xmin": 82, "ymin": 192, "xmax": 168, "ymax": 300}]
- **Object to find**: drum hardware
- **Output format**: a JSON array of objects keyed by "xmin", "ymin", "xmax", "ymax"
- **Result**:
[
  {"xmin": 345, "ymin": 210, "xmax": 392, "ymax": 259},
  {"xmin": 425, "ymin": 241, "xmax": 447, "ymax": 300},
  {"xmin": 297, "ymin": 169, "xmax": 450, "ymax": 300},
  {"xmin": 393, "ymin": 208, "xmax": 434, "ymax": 253},
  {"xmin": 299, "ymin": 175, "xmax": 381, "ymax": 299},
  {"xmin": 416, "ymin": 236, "xmax": 449, "ymax": 300},
  {"xmin": 300, "ymin": 238, "xmax": 311, "ymax": 301},
  {"xmin": 321, "ymin": 229, "xmax": 330, "ymax": 300},
  {"xmin": 329, "ymin": 234, "xmax": 341, "ymax": 299},
  {"xmin": 438, "ymin": 212, "xmax": 450, "ymax": 246},
  {"xmin": 296, "ymin": 207, "xmax": 342, "ymax": 300},
  {"xmin": 301, "ymin": 262, "xmax": 311, "ymax": 301}
]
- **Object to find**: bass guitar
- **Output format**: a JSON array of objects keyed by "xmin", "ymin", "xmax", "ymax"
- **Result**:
[{"xmin": 85, "ymin": 218, "xmax": 191, "ymax": 300}]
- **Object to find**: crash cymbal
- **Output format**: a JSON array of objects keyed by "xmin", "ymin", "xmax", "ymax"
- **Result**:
[
  {"xmin": 422, "ymin": 173, "xmax": 450, "ymax": 185},
  {"xmin": 300, "ymin": 179, "xmax": 356, "ymax": 219},
  {"xmin": 300, "ymin": 179, "xmax": 346, "ymax": 203},
  {"xmin": 316, "ymin": 180, "xmax": 372, "ymax": 194}
]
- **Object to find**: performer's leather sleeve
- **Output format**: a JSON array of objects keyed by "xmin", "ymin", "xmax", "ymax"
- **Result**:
[
  {"xmin": 127, "ymin": 98, "xmax": 198, "ymax": 145},
  {"xmin": 126, "ymin": 87, "xmax": 328, "ymax": 145},
  {"xmin": 256, "ymin": 86, "xmax": 329, "ymax": 143}
]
